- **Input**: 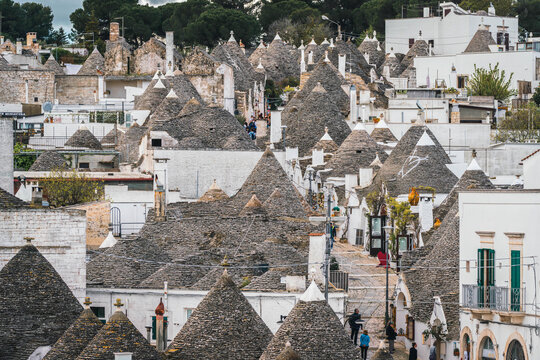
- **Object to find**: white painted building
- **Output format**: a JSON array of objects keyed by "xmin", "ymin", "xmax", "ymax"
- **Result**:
[
  {"xmin": 385, "ymin": 2, "xmax": 518, "ymax": 56},
  {"xmin": 414, "ymin": 50, "xmax": 540, "ymax": 94},
  {"xmin": 459, "ymin": 186, "xmax": 540, "ymax": 360}
]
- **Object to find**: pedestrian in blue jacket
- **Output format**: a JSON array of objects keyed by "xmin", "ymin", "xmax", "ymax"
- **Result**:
[{"xmin": 359, "ymin": 329, "xmax": 370, "ymax": 360}]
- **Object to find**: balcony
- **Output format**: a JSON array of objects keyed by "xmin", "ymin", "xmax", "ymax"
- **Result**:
[{"xmin": 462, "ymin": 285, "xmax": 526, "ymax": 323}]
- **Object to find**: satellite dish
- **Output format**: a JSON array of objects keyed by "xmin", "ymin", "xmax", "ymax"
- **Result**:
[{"xmin": 43, "ymin": 101, "xmax": 52, "ymax": 113}]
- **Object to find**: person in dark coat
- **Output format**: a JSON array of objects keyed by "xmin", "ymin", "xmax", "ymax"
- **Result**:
[
  {"xmin": 409, "ymin": 342, "xmax": 418, "ymax": 360},
  {"xmin": 386, "ymin": 322, "xmax": 397, "ymax": 353},
  {"xmin": 346, "ymin": 309, "xmax": 362, "ymax": 346}
]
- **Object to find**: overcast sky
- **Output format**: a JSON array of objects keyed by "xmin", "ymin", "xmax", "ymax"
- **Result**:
[{"xmin": 22, "ymin": 0, "xmax": 184, "ymax": 31}]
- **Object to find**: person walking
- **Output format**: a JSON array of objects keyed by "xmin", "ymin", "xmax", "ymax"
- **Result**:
[
  {"xmin": 409, "ymin": 342, "xmax": 418, "ymax": 360},
  {"xmin": 359, "ymin": 329, "xmax": 370, "ymax": 360},
  {"xmin": 429, "ymin": 344, "xmax": 437, "ymax": 360},
  {"xmin": 347, "ymin": 309, "xmax": 362, "ymax": 346},
  {"xmin": 386, "ymin": 322, "xmax": 397, "ymax": 353}
]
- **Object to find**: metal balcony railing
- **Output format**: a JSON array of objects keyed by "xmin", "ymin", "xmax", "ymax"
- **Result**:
[{"xmin": 462, "ymin": 284, "xmax": 525, "ymax": 312}]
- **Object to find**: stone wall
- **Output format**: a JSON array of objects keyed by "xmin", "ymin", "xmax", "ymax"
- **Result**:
[
  {"xmin": 133, "ymin": 39, "xmax": 166, "ymax": 75},
  {"xmin": 0, "ymin": 208, "xmax": 87, "ymax": 301},
  {"xmin": 105, "ymin": 42, "xmax": 132, "ymax": 75},
  {"xmin": 66, "ymin": 201, "xmax": 110, "ymax": 249},
  {"xmin": 56, "ymin": 75, "xmax": 99, "ymax": 104},
  {"xmin": 0, "ymin": 69, "xmax": 55, "ymax": 104}
]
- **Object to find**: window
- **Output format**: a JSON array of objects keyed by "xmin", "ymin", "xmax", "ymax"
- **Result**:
[
  {"xmin": 79, "ymin": 162, "xmax": 90, "ymax": 169},
  {"xmin": 506, "ymin": 340, "xmax": 525, "ymax": 360},
  {"xmin": 428, "ymin": 39, "xmax": 434, "ymax": 48},
  {"xmin": 186, "ymin": 308, "xmax": 194, "ymax": 320},
  {"xmin": 151, "ymin": 315, "xmax": 168, "ymax": 340},
  {"xmin": 409, "ymin": 38, "xmax": 415, "ymax": 48},
  {"xmin": 511, "ymin": 250, "xmax": 521, "ymax": 311},
  {"xmin": 91, "ymin": 306, "xmax": 106, "ymax": 324},
  {"xmin": 466, "ymin": 260, "xmax": 470, "ymax": 272},
  {"xmin": 34, "ymin": 97, "xmax": 38, "ymax": 102},
  {"xmin": 355, "ymin": 229, "xmax": 363, "ymax": 246},
  {"xmin": 477, "ymin": 248, "xmax": 495, "ymax": 307},
  {"xmin": 480, "ymin": 337, "xmax": 496, "ymax": 360},
  {"xmin": 406, "ymin": 315, "xmax": 415, "ymax": 340},
  {"xmin": 457, "ymin": 76, "xmax": 468, "ymax": 89},
  {"xmin": 151, "ymin": 138, "xmax": 162, "ymax": 147}
]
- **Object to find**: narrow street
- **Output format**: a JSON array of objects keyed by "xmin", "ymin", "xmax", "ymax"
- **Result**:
[{"xmin": 332, "ymin": 242, "xmax": 407, "ymax": 359}]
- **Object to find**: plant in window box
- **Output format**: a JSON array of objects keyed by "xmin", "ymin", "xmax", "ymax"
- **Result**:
[{"xmin": 422, "ymin": 320, "xmax": 448, "ymax": 343}]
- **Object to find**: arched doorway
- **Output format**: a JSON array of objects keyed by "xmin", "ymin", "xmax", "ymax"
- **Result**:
[
  {"xmin": 506, "ymin": 340, "xmax": 525, "ymax": 360},
  {"xmin": 462, "ymin": 333, "xmax": 471, "ymax": 360},
  {"xmin": 480, "ymin": 337, "xmax": 496, "ymax": 360}
]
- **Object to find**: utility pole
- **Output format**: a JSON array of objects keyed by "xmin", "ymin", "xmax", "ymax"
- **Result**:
[{"xmin": 324, "ymin": 183, "xmax": 333, "ymax": 301}]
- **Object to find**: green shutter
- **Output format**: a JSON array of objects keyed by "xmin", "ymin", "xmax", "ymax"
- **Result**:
[
  {"xmin": 477, "ymin": 249, "xmax": 484, "ymax": 286},
  {"xmin": 511, "ymin": 250, "xmax": 521, "ymax": 311},
  {"xmin": 488, "ymin": 249, "xmax": 495, "ymax": 286}
]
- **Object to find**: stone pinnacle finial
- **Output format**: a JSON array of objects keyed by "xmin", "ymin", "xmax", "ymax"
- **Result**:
[
  {"xmin": 83, "ymin": 297, "xmax": 92, "ymax": 308},
  {"xmin": 24, "ymin": 237, "xmax": 34, "ymax": 244},
  {"xmin": 325, "ymin": 126, "xmax": 329, "ymax": 134},
  {"xmin": 113, "ymin": 298, "xmax": 124, "ymax": 310}
]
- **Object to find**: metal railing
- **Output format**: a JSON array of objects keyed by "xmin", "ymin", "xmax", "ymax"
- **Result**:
[
  {"xmin": 462, "ymin": 284, "xmax": 526, "ymax": 312},
  {"xmin": 330, "ymin": 270, "xmax": 349, "ymax": 292}
]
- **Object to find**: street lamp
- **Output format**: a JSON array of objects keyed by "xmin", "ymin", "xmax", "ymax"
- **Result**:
[
  {"xmin": 309, "ymin": 183, "xmax": 346, "ymax": 301},
  {"xmin": 382, "ymin": 223, "xmax": 393, "ymax": 327},
  {"xmin": 321, "ymin": 15, "xmax": 342, "ymax": 40}
]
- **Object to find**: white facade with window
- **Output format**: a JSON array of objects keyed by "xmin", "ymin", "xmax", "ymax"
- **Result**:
[
  {"xmin": 414, "ymin": 51, "xmax": 540, "ymax": 95},
  {"xmin": 459, "ymin": 190, "xmax": 540, "ymax": 360},
  {"xmin": 385, "ymin": 2, "xmax": 518, "ymax": 56}
]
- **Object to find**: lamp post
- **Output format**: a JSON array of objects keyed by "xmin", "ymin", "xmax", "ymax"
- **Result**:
[
  {"xmin": 321, "ymin": 15, "xmax": 342, "ymax": 40},
  {"xmin": 306, "ymin": 166, "xmax": 314, "ymax": 208},
  {"xmin": 382, "ymin": 223, "xmax": 393, "ymax": 327}
]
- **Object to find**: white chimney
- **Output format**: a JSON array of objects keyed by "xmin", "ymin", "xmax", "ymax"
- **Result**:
[
  {"xmin": 345, "ymin": 174, "xmax": 358, "ymax": 196},
  {"xmin": 423, "ymin": 7, "xmax": 430, "ymax": 17},
  {"xmin": 0, "ymin": 36, "xmax": 4, "ymax": 45},
  {"xmin": 312, "ymin": 149, "xmax": 324, "ymax": 166},
  {"xmin": 308, "ymin": 51, "xmax": 314, "ymax": 65},
  {"xmin": 364, "ymin": 53, "xmax": 370, "ymax": 65},
  {"xmin": 308, "ymin": 233, "xmax": 325, "ymax": 282},
  {"xmin": 114, "ymin": 353, "xmax": 132, "ymax": 360},
  {"xmin": 270, "ymin": 110, "xmax": 282, "ymax": 144},
  {"xmin": 285, "ymin": 147, "xmax": 298, "ymax": 161},
  {"xmin": 0, "ymin": 119, "xmax": 14, "ymax": 194},
  {"xmin": 349, "ymin": 85, "xmax": 357, "ymax": 122},
  {"xmin": 338, "ymin": 54, "xmax": 346, "ymax": 76},
  {"xmin": 300, "ymin": 48, "xmax": 306, "ymax": 73},
  {"xmin": 165, "ymin": 31, "xmax": 174, "ymax": 75},
  {"xmin": 418, "ymin": 192, "xmax": 434, "ymax": 231},
  {"xmin": 358, "ymin": 168, "xmax": 373, "ymax": 188},
  {"xmin": 16, "ymin": 40, "xmax": 22, "ymax": 55}
]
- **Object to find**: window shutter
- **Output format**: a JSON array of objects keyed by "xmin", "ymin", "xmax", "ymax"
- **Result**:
[
  {"xmin": 477, "ymin": 249, "xmax": 484, "ymax": 286},
  {"xmin": 488, "ymin": 249, "xmax": 495, "ymax": 286}
]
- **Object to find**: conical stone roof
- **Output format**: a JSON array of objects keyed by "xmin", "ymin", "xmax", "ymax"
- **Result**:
[
  {"xmin": 464, "ymin": 26, "xmax": 496, "ymax": 53},
  {"xmin": 147, "ymin": 89, "xmax": 186, "ymax": 126},
  {"xmin": 64, "ymin": 127, "xmax": 102, "ymax": 150},
  {"xmin": 368, "ymin": 126, "xmax": 455, "ymax": 196},
  {"xmin": 44, "ymin": 301, "xmax": 103, "ymax": 360},
  {"xmin": 285, "ymin": 83, "xmax": 351, "ymax": 156},
  {"xmin": 276, "ymin": 342, "xmax": 302, "ymax": 360},
  {"xmin": 198, "ymin": 180, "xmax": 229, "ymax": 202},
  {"xmin": 29, "ymin": 151, "xmax": 68, "ymax": 171},
  {"xmin": 78, "ymin": 48, "xmax": 104, "ymax": 75},
  {"xmin": 433, "ymin": 158, "xmax": 494, "ymax": 221},
  {"xmin": 166, "ymin": 271, "xmax": 273, "ymax": 359},
  {"xmin": 358, "ymin": 36, "xmax": 385, "ymax": 68},
  {"xmin": 322, "ymin": 122, "xmax": 388, "ymax": 179},
  {"xmin": 0, "ymin": 243, "xmax": 83, "ymax": 360},
  {"xmin": 76, "ymin": 303, "xmax": 161, "ymax": 360},
  {"xmin": 370, "ymin": 120, "xmax": 397, "ymax": 143},
  {"xmin": 239, "ymin": 193, "xmax": 266, "ymax": 216},
  {"xmin": 134, "ymin": 78, "xmax": 169, "ymax": 112},
  {"xmin": 44, "ymin": 55, "xmax": 64, "ymax": 75},
  {"xmin": 100, "ymin": 128, "xmax": 124, "ymax": 149},
  {"xmin": 378, "ymin": 52, "xmax": 405, "ymax": 77},
  {"xmin": 233, "ymin": 147, "xmax": 309, "ymax": 217},
  {"xmin": 260, "ymin": 282, "xmax": 360, "ymax": 360},
  {"xmin": 401, "ymin": 39, "xmax": 429, "ymax": 68},
  {"xmin": 283, "ymin": 61, "xmax": 349, "ymax": 121},
  {"xmin": 312, "ymin": 128, "xmax": 339, "ymax": 153},
  {"xmin": 211, "ymin": 39, "xmax": 261, "ymax": 92},
  {"xmin": 252, "ymin": 34, "xmax": 299, "ymax": 82}
]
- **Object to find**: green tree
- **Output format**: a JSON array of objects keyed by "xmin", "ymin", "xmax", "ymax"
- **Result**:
[
  {"xmin": 514, "ymin": 0, "xmax": 540, "ymax": 34},
  {"xmin": 113, "ymin": 4, "xmax": 162, "ymax": 46},
  {"xmin": 161, "ymin": 0, "xmax": 214, "ymax": 46},
  {"xmin": 495, "ymin": 102, "xmax": 540, "ymax": 142},
  {"xmin": 41, "ymin": 169, "xmax": 104, "ymax": 207},
  {"xmin": 259, "ymin": 0, "xmax": 313, "ymax": 31},
  {"xmin": 533, "ymin": 87, "xmax": 540, "ymax": 106},
  {"xmin": 184, "ymin": 7, "xmax": 260, "ymax": 47},
  {"xmin": 466, "ymin": 63, "xmax": 516, "ymax": 102},
  {"xmin": 352, "ymin": 0, "xmax": 395, "ymax": 39},
  {"xmin": 13, "ymin": 143, "xmax": 35, "ymax": 171},
  {"xmin": 48, "ymin": 27, "xmax": 67, "ymax": 46},
  {"xmin": 459, "ymin": 0, "xmax": 513, "ymax": 16},
  {"xmin": 386, "ymin": 196, "xmax": 416, "ymax": 261},
  {"xmin": 0, "ymin": 0, "xmax": 53, "ymax": 40}
]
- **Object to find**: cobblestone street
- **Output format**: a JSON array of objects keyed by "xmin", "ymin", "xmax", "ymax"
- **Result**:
[{"xmin": 332, "ymin": 242, "xmax": 403, "ymax": 359}]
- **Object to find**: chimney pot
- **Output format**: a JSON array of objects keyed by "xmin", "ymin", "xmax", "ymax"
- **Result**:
[{"xmin": 110, "ymin": 22, "xmax": 120, "ymax": 42}]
